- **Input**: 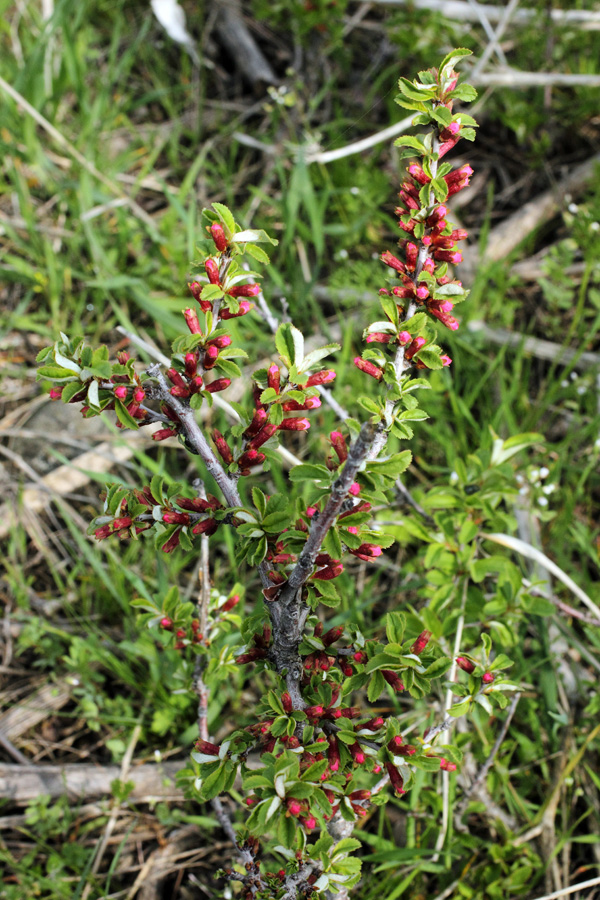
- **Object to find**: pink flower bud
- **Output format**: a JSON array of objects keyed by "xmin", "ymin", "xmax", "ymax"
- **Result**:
[
  {"xmin": 267, "ymin": 364, "xmax": 280, "ymax": 393},
  {"xmin": 208, "ymin": 334, "xmax": 232, "ymax": 349},
  {"xmin": 248, "ymin": 422, "xmax": 278, "ymax": 449},
  {"xmin": 281, "ymin": 692, "xmax": 293, "ymax": 713},
  {"xmin": 363, "ymin": 716, "xmax": 384, "ymax": 730},
  {"xmin": 237, "ymin": 449, "xmax": 266, "ymax": 470},
  {"xmin": 152, "ymin": 427, "xmax": 178, "ymax": 442},
  {"xmin": 382, "ymin": 670, "xmax": 404, "ymax": 692},
  {"xmin": 116, "ymin": 350, "xmax": 130, "ymax": 364},
  {"xmin": 160, "ymin": 617, "xmax": 173, "ymax": 630},
  {"xmin": 349, "ymin": 482, "xmax": 361, "ymax": 496},
  {"xmin": 434, "ymin": 249, "xmax": 463, "ymax": 265},
  {"xmin": 380, "ymin": 250, "xmax": 406, "ymax": 273},
  {"xmin": 305, "ymin": 369, "xmax": 336, "ymax": 386},
  {"xmin": 440, "ymin": 355, "xmax": 452, "ymax": 367},
  {"xmin": 205, "ymin": 378, "xmax": 231, "ymax": 393},
  {"xmin": 440, "ymin": 757, "xmax": 457, "ymax": 771},
  {"xmin": 279, "ymin": 417, "xmax": 310, "ymax": 432},
  {"xmin": 133, "ymin": 388, "xmax": 145, "ymax": 403},
  {"xmin": 184, "ymin": 352, "xmax": 198, "ymax": 378},
  {"xmin": 222, "ymin": 593, "xmax": 241, "ymax": 612},
  {"xmin": 456, "ymin": 656, "xmax": 475, "ymax": 674},
  {"xmin": 407, "ymin": 162, "xmax": 430, "ymax": 185},
  {"xmin": 404, "ymin": 336, "xmax": 426, "ymax": 361},
  {"xmin": 244, "ymin": 407, "xmax": 268, "ymax": 437},
  {"xmin": 416, "ymin": 284, "xmax": 429, "ymax": 300},
  {"xmin": 385, "ymin": 762, "xmax": 406, "ymax": 795},
  {"xmin": 114, "ymin": 385, "xmax": 128, "ymax": 400},
  {"xmin": 161, "ymin": 529, "xmax": 182, "ymax": 553},
  {"xmin": 183, "ymin": 307, "xmax": 202, "ymax": 334},
  {"xmin": 192, "ymin": 517, "xmax": 218, "ymax": 536},
  {"xmin": 405, "ymin": 242, "xmax": 418, "ymax": 272},
  {"xmin": 354, "ymin": 357, "xmax": 383, "ymax": 380},
  {"xmin": 203, "ymin": 345, "xmax": 219, "ymax": 369},
  {"xmin": 49, "ymin": 387, "xmax": 64, "ymax": 400},
  {"xmin": 426, "ymin": 205, "xmax": 447, "ymax": 226},
  {"xmin": 190, "ymin": 375, "xmax": 204, "ymax": 392},
  {"xmin": 300, "ymin": 815, "xmax": 317, "ymax": 830},
  {"xmin": 227, "ymin": 283, "xmax": 261, "ymax": 298},
  {"xmin": 313, "ymin": 563, "xmax": 344, "ymax": 580},
  {"xmin": 286, "ymin": 799, "xmax": 302, "ymax": 817},
  {"xmin": 411, "ymin": 630, "xmax": 432, "ymax": 655},
  {"xmin": 205, "ymin": 258, "xmax": 220, "ymax": 284},
  {"xmin": 220, "ymin": 300, "xmax": 253, "ymax": 319},
  {"xmin": 329, "ymin": 431, "xmax": 348, "ymax": 463},
  {"xmin": 350, "ymin": 543, "xmax": 382, "ymax": 562},
  {"xmin": 322, "ymin": 625, "xmax": 344, "ymax": 647},
  {"xmin": 482, "ymin": 672, "xmax": 495, "ymax": 684},
  {"xmin": 195, "ymin": 738, "xmax": 220, "ymax": 756},
  {"xmin": 163, "ymin": 510, "xmax": 191, "ymax": 525},
  {"xmin": 387, "ymin": 735, "xmax": 404, "ymax": 751},
  {"xmin": 366, "ymin": 332, "xmax": 393, "ymax": 344},
  {"xmin": 210, "ymin": 222, "xmax": 228, "ymax": 251},
  {"xmin": 347, "ymin": 526, "xmax": 359, "ymax": 535},
  {"xmin": 213, "ymin": 429, "xmax": 234, "ymax": 465},
  {"xmin": 350, "ymin": 743, "xmax": 366, "ymax": 765}
]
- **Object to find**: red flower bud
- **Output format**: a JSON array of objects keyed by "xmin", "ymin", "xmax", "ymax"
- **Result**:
[
  {"xmin": 227, "ymin": 283, "xmax": 261, "ymax": 298},
  {"xmin": 114, "ymin": 385, "xmax": 128, "ymax": 400},
  {"xmin": 210, "ymin": 222, "xmax": 228, "ymax": 251},
  {"xmin": 382, "ymin": 670, "xmax": 404, "ymax": 692},
  {"xmin": 305, "ymin": 369, "xmax": 335, "ymax": 387},
  {"xmin": 163, "ymin": 510, "xmax": 191, "ymax": 525},
  {"xmin": 237, "ymin": 449, "xmax": 266, "ymax": 470},
  {"xmin": 286, "ymin": 799, "xmax": 302, "ymax": 817},
  {"xmin": 205, "ymin": 378, "xmax": 231, "ymax": 393},
  {"xmin": 248, "ymin": 422, "xmax": 278, "ymax": 449},
  {"xmin": 161, "ymin": 529, "xmax": 181, "ymax": 553},
  {"xmin": 281, "ymin": 692, "xmax": 293, "ymax": 713},
  {"xmin": 380, "ymin": 250, "xmax": 407, "ymax": 273},
  {"xmin": 411, "ymin": 630, "xmax": 432, "ymax": 655},
  {"xmin": 222, "ymin": 593, "xmax": 241, "ymax": 613},
  {"xmin": 330, "ymin": 431, "xmax": 348, "ymax": 463},
  {"xmin": 363, "ymin": 716, "xmax": 384, "ymax": 731},
  {"xmin": 160, "ymin": 617, "xmax": 173, "ymax": 630},
  {"xmin": 152, "ymin": 426, "xmax": 178, "ymax": 442},
  {"xmin": 205, "ymin": 257, "xmax": 220, "ymax": 284},
  {"xmin": 322, "ymin": 625, "xmax": 344, "ymax": 647},
  {"xmin": 213, "ymin": 429, "xmax": 234, "ymax": 465},
  {"xmin": 192, "ymin": 517, "xmax": 218, "ymax": 536},
  {"xmin": 313, "ymin": 563, "xmax": 344, "ymax": 580},
  {"xmin": 405, "ymin": 242, "xmax": 418, "ymax": 271},
  {"xmin": 385, "ymin": 762, "xmax": 406, "ymax": 795},
  {"xmin": 440, "ymin": 757, "xmax": 458, "ymax": 771},
  {"xmin": 354, "ymin": 357, "xmax": 382, "ymax": 380},
  {"xmin": 350, "ymin": 543, "xmax": 382, "ymax": 562},
  {"xmin": 195, "ymin": 739, "xmax": 220, "ymax": 756},
  {"xmin": 304, "ymin": 705, "xmax": 325, "ymax": 718},
  {"xmin": 456, "ymin": 657, "xmax": 475, "ymax": 674},
  {"xmin": 300, "ymin": 815, "xmax": 317, "ymax": 830},
  {"xmin": 482, "ymin": 672, "xmax": 495, "ymax": 684},
  {"xmin": 183, "ymin": 307, "xmax": 203, "ymax": 334},
  {"xmin": 220, "ymin": 300, "xmax": 253, "ymax": 319},
  {"xmin": 327, "ymin": 737, "xmax": 340, "ymax": 772},
  {"xmin": 279, "ymin": 417, "xmax": 310, "ymax": 432},
  {"xmin": 366, "ymin": 332, "xmax": 393, "ymax": 344},
  {"xmin": 350, "ymin": 743, "xmax": 366, "ymax": 765}
]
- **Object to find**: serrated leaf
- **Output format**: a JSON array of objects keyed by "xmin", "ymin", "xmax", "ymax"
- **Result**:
[
  {"xmin": 415, "ymin": 347, "xmax": 444, "ymax": 370},
  {"xmin": 289, "ymin": 463, "xmax": 332, "ymax": 483},
  {"xmin": 397, "ymin": 77, "xmax": 437, "ymax": 102},
  {"xmin": 114, "ymin": 399, "xmax": 139, "ymax": 430},
  {"xmin": 423, "ymin": 657, "xmax": 452, "ymax": 678},
  {"xmin": 367, "ymin": 450, "xmax": 412, "ymax": 478},
  {"xmin": 300, "ymin": 344, "xmax": 339, "ymax": 372},
  {"xmin": 449, "ymin": 84, "xmax": 478, "ymax": 102},
  {"xmin": 367, "ymin": 670, "xmax": 385, "ymax": 702},
  {"xmin": 393, "ymin": 134, "xmax": 426, "ymax": 152},
  {"xmin": 211, "ymin": 202, "xmax": 235, "ymax": 235},
  {"xmin": 231, "ymin": 228, "xmax": 278, "ymax": 246}
]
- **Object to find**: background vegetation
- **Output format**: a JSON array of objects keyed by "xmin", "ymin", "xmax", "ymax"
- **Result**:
[{"xmin": 1, "ymin": 1, "xmax": 599, "ymax": 898}]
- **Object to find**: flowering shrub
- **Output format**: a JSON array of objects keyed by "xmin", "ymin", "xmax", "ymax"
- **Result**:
[{"xmin": 37, "ymin": 50, "xmax": 526, "ymax": 897}]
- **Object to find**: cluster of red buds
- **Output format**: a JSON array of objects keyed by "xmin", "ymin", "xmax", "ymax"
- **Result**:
[
  {"xmin": 93, "ymin": 485, "xmax": 224, "ymax": 554},
  {"xmin": 354, "ymin": 58, "xmax": 476, "ymax": 382},
  {"xmin": 160, "ymin": 616, "xmax": 204, "ymax": 650},
  {"xmin": 236, "ymin": 623, "xmax": 272, "ymax": 666}
]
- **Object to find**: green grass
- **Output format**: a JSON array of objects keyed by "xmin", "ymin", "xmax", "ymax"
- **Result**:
[{"xmin": 1, "ymin": 1, "xmax": 600, "ymax": 898}]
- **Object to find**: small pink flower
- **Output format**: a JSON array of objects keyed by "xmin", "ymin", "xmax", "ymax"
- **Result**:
[
  {"xmin": 114, "ymin": 385, "xmax": 128, "ymax": 400},
  {"xmin": 349, "ymin": 482, "xmax": 360, "ymax": 496}
]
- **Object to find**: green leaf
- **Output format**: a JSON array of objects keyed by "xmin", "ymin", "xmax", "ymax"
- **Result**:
[
  {"xmin": 231, "ymin": 228, "xmax": 278, "ymax": 245},
  {"xmin": 397, "ymin": 77, "xmax": 437, "ymax": 102},
  {"xmin": 275, "ymin": 322, "xmax": 304, "ymax": 369},
  {"xmin": 114, "ymin": 399, "xmax": 139, "ymax": 430},
  {"xmin": 438, "ymin": 47, "xmax": 472, "ymax": 76},
  {"xmin": 252, "ymin": 487, "xmax": 267, "ymax": 518},
  {"xmin": 367, "ymin": 670, "xmax": 385, "ymax": 702},
  {"xmin": 415, "ymin": 347, "xmax": 444, "ymax": 370},
  {"xmin": 300, "ymin": 344, "xmax": 339, "ymax": 372},
  {"xmin": 386, "ymin": 612, "xmax": 406, "ymax": 645},
  {"xmin": 289, "ymin": 464, "xmax": 332, "ymax": 483},
  {"xmin": 423, "ymin": 657, "xmax": 452, "ymax": 678},
  {"xmin": 448, "ymin": 699, "xmax": 471, "ymax": 717},
  {"xmin": 449, "ymin": 84, "xmax": 478, "ymax": 102},
  {"xmin": 367, "ymin": 451, "xmax": 412, "ymax": 479},
  {"xmin": 211, "ymin": 202, "xmax": 235, "ymax": 235},
  {"xmin": 261, "ymin": 511, "xmax": 290, "ymax": 534},
  {"xmin": 393, "ymin": 134, "xmax": 426, "ymax": 152}
]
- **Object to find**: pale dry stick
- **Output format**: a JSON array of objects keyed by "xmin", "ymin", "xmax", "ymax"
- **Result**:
[
  {"xmin": 473, "ymin": 71, "xmax": 600, "ymax": 87},
  {"xmin": 0, "ymin": 74, "xmax": 158, "ymax": 237},
  {"xmin": 483, "ymin": 533, "xmax": 600, "ymax": 623},
  {"xmin": 370, "ymin": 0, "xmax": 600, "ymax": 28},
  {"xmin": 470, "ymin": 0, "xmax": 522, "ymax": 80},
  {"xmin": 466, "ymin": 0, "xmax": 508, "ymax": 68},
  {"xmin": 432, "ymin": 577, "xmax": 468, "ymax": 858},
  {"xmin": 0, "ymin": 731, "xmax": 29, "ymax": 766},
  {"xmin": 80, "ymin": 714, "xmax": 145, "ymax": 900},
  {"xmin": 526, "ymin": 875, "xmax": 600, "ymax": 900}
]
